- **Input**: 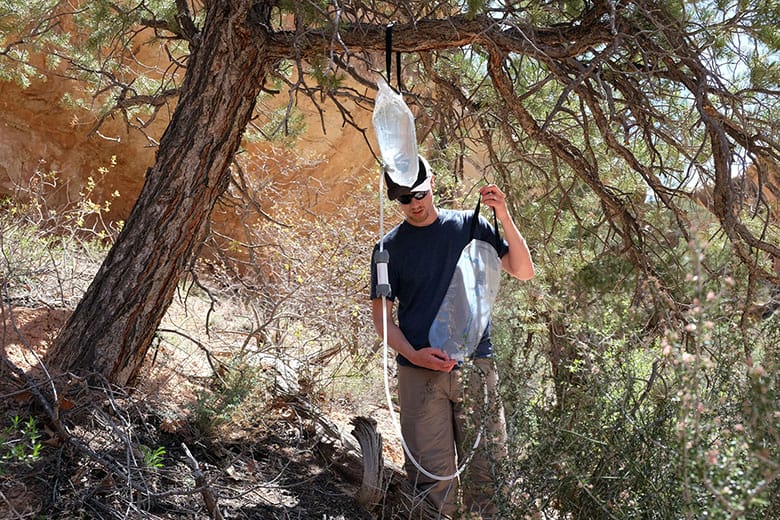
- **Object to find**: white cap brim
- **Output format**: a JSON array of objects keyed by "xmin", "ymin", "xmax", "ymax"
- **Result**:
[
  {"xmin": 411, "ymin": 176, "xmax": 431, "ymax": 192},
  {"xmin": 411, "ymin": 155, "xmax": 432, "ymax": 192}
]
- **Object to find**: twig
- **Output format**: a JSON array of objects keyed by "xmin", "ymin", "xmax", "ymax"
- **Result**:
[{"xmin": 181, "ymin": 442, "xmax": 224, "ymax": 520}]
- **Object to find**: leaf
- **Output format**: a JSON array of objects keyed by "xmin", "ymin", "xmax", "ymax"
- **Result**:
[{"xmin": 58, "ymin": 397, "xmax": 76, "ymax": 411}]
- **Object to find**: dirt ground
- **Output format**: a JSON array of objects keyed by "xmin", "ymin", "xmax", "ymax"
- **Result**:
[{"xmin": 1, "ymin": 306, "xmax": 407, "ymax": 519}]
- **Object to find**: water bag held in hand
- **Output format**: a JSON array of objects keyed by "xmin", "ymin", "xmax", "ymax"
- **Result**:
[
  {"xmin": 428, "ymin": 202, "xmax": 502, "ymax": 362},
  {"xmin": 372, "ymin": 77, "xmax": 418, "ymax": 187}
]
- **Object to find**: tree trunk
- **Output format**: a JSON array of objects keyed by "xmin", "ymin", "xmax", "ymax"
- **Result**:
[{"xmin": 46, "ymin": 2, "xmax": 271, "ymax": 386}]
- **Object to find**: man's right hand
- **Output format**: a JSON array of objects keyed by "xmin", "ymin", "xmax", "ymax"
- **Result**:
[{"xmin": 409, "ymin": 347, "xmax": 459, "ymax": 372}]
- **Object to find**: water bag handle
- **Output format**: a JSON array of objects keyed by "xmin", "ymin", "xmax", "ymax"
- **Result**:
[{"xmin": 469, "ymin": 198, "xmax": 502, "ymax": 250}]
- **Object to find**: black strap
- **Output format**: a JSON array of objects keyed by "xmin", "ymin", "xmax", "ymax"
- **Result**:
[
  {"xmin": 385, "ymin": 23, "xmax": 403, "ymax": 91},
  {"xmin": 469, "ymin": 199, "xmax": 502, "ymax": 250},
  {"xmin": 396, "ymin": 50, "xmax": 402, "ymax": 90},
  {"xmin": 385, "ymin": 24, "xmax": 393, "ymax": 84}
]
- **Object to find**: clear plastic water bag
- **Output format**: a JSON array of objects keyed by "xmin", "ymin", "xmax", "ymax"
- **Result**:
[
  {"xmin": 428, "ymin": 239, "xmax": 502, "ymax": 362},
  {"xmin": 372, "ymin": 77, "xmax": 418, "ymax": 187}
]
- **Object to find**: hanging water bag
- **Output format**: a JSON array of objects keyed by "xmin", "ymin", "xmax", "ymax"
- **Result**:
[
  {"xmin": 372, "ymin": 77, "xmax": 418, "ymax": 187},
  {"xmin": 428, "ymin": 201, "xmax": 502, "ymax": 362}
]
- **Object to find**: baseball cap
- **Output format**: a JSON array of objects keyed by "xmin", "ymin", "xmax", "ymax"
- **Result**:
[{"xmin": 385, "ymin": 155, "xmax": 432, "ymax": 201}]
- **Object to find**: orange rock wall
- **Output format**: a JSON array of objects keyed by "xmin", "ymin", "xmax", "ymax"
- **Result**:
[{"xmin": 0, "ymin": 71, "xmax": 379, "ymax": 225}]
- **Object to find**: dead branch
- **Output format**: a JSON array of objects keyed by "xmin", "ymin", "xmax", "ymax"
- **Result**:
[{"xmin": 181, "ymin": 442, "xmax": 225, "ymax": 520}]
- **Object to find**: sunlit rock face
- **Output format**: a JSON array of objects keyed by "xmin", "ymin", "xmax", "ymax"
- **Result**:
[{"xmin": 0, "ymin": 70, "xmax": 376, "ymax": 227}]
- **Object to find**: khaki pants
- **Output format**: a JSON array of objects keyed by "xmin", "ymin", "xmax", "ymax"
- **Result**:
[{"xmin": 397, "ymin": 358, "xmax": 508, "ymax": 518}]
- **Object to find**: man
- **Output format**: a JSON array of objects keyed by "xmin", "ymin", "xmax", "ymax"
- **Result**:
[{"xmin": 370, "ymin": 156, "xmax": 535, "ymax": 518}]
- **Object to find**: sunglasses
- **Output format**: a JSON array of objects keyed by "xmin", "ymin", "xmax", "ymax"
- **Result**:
[{"xmin": 397, "ymin": 191, "xmax": 429, "ymax": 204}]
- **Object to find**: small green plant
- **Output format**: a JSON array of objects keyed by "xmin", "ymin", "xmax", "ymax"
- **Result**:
[
  {"xmin": 139, "ymin": 444, "xmax": 166, "ymax": 469},
  {"xmin": 191, "ymin": 360, "xmax": 270, "ymax": 436},
  {"xmin": 1, "ymin": 416, "xmax": 43, "ymax": 470}
]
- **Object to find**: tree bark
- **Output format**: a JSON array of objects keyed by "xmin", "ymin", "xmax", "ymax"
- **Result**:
[{"xmin": 46, "ymin": 2, "xmax": 271, "ymax": 386}]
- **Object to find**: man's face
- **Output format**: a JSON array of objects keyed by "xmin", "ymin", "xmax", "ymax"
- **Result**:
[{"xmin": 398, "ymin": 189, "xmax": 436, "ymax": 226}]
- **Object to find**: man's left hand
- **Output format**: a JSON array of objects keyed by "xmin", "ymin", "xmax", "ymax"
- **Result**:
[{"xmin": 480, "ymin": 184, "xmax": 509, "ymax": 218}]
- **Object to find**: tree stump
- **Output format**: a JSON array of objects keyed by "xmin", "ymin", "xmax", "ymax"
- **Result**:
[{"xmin": 350, "ymin": 416, "xmax": 384, "ymax": 510}]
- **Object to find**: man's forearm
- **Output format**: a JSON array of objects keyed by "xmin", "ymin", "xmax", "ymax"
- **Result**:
[{"xmin": 498, "ymin": 211, "xmax": 535, "ymax": 280}]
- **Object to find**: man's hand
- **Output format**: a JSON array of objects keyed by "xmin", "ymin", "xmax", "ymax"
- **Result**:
[
  {"xmin": 480, "ymin": 184, "xmax": 509, "ymax": 219},
  {"xmin": 409, "ymin": 347, "xmax": 459, "ymax": 372}
]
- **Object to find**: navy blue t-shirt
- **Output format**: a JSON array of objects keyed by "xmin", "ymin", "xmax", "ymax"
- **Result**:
[{"xmin": 370, "ymin": 208, "xmax": 509, "ymax": 367}]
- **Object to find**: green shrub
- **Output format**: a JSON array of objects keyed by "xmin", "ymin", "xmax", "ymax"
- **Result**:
[{"xmin": 491, "ymin": 223, "xmax": 779, "ymax": 518}]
